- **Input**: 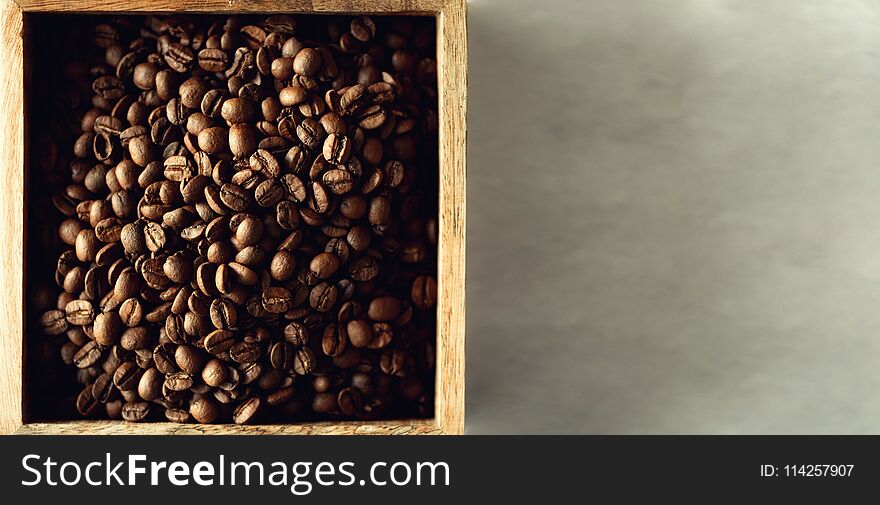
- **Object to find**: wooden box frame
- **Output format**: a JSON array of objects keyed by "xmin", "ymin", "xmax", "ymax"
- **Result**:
[{"xmin": 0, "ymin": 0, "xmax": 466, "ymax": 435}]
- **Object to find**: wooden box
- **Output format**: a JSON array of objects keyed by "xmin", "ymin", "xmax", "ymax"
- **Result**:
[{"xmin": 0, "ymin": 0, "xmax": 466, "ymax": 435}]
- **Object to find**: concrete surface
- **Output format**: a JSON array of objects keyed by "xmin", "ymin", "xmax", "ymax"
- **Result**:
[{"xmin": 466, "ymin": 0, "xmax": 880, "ymax": 433}]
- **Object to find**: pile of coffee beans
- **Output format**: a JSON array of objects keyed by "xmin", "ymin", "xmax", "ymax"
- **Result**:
[{"xmin": 36, "ymin": 14, "xmax": 438, "ymax": 424}]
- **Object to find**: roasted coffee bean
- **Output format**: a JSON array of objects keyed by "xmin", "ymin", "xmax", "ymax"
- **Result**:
[
  {"xmin": 210, "ymin": 298, "xmax": 238, "ymax": 329},
  {"xmin": 322, "ymin": 323, "xmax": 347, "ymax": 357},
  {"xmin": 113, "ymin": 361, "xmax": 144, "ymax": 391},
  {"xmin": 204, "ymin": 329, "xmax": 235, "ymax": 354},
  {"xmin": 249, "ymin": 148, "xmax": 281, "ymax": 178},
  {"xmin": 229, "ymin": 123, "xmax": 257, "ymax": 158},
  {"xmin": 66, "ymin": 299, "xmax": 96, "ymax": 325},
  {"xmin": 40, "ymin": 310, "xmax": 69, "ymax": 335},
  {"xmin": 76, "ymin": 386, "xmax": 100, "ymax": 416},
  {"xmin": 262, "ymin": 286, "xmax": 292, "ymax": 313},
  {"xmin": 201, "ymin": 358, "xmax": 228, "ymax": 387},
  {"xmin": 229, "ymin": 341, "xmax": 261, "ymax": 363},
  {"xmin": 310, "ymin": 252, "xmax": 340, "ymax": 279},
  {"xmin": 164, "ymin": 372, "xmax": 194, "ymax": 392},
  {"xmin": 198, "ymin": 47, "xmax": 228, "ymax": 72},
  {"xmin": 219, "ymin": 183, "xmax": 251, "ymax": 211},
  {"xmin": 293, "ymin": 346, "xmax": 316, "ymax": 375},
  {"xmin": 254, "ymin": 178, "xmax": 284, "ymax": 207},
  {"xmin": 73, "ymin": 341, "xmax": 103, "ymax": 369},
  {"xmin": 309, "ymin": 282, "xmax": 338, "ymax": 312},
  {"xmin": 94, "ymin": 311, "xmax": 123, "ymax": 346},
  {"xmin": 412, "ymin": 274, "xmax": 438, "ymax": 309},
  {"xmin": 322, "ymin": 168, "xmax": 355, "ymax": 195},
  {"xmin": 283, "ymin": 321, "xmax": 309, "ymax": 346},
  {"xmin": 137, "ymin": 367, "xmax": 163, "ymax": 401},
  {"xmin": 337, "ymin": 387, "xmax": 364, "ymax": 416},
  {"xmin": 190, "ymin": 396, "xmax": 219, "ymax": 423},
  {"xmin": 232, "ymin": 396, "xmax": 261, "ymax": 424},
  {"xmin": 122, "ymin": 401, "xmax": 150, "ymax": 422},
  {"xmin": 176, "ymin": 344, "xmax": 206, "ymax": 374},
  {"xmin": 368, "ymin": 296, "xmax": 402, "ymax": 321},
  {"xmin": 323, "ymin": 134, "xmax": 351, "ymax": 164},
  {"xmin": 92, "ymin": 373, "xmax": 117, "ymax": 403}
]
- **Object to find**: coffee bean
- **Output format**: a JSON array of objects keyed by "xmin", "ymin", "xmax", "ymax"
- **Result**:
[
  {"xmin": 309, "ymin": 282, "xmax": 338, "ymax": 312},
  {"xmin": 40, "ymin": 309, "xmax": 69, "ymax": 335},
  {"xmin": 175, "ymin": 344, "xmax": 206, "ymax": 374},
  {"xmin": 204, "ymin": 329, "xmax": 235, "ymax": 354},
  {"xmin": 322, "ymin": 323, "xmax": 347, "ymax": 357},
  {"xmin": 94, "ymin": 311, "xmax": 122, "ymax": 346},
  {"xmin": 412, "ymin": 275, "xmax": 438, "ymax": 309},
  {"xmin": 254, "ymin": 178, "xmax": 284, "ymax": 207},
  {"xmin": 165, "ymin": 408, "xmax": 191, "ymax": 423},
  {"xmin": 232, "ymin": 396, "xmax": 261, "ymax": 424},
  {"xmin": 210, "ymin": 298, "xmax": 238, "ymax": 329},
  {"xmin": 164, "ymin": 371, "xmax": 194, "ymax": 392},
  {"xmin": 309, "ymin": 182, "xmax": 330, "ymax": 214},
  {"xmin": 322, "ymin": 134, "xmax": 351, "ymax": 164},
  {"xmin": 367, "ymin": 322, "xmax": 394, "ymax": 350},
  {"xmin": 229, "ymin": 123, "xmax": 257, "ymax": 158},
  {"xmin": 293, "ymin": 346, "xmax": 316, "ymax": 375},
  {"xmin": 346, "ymin": 319, "xmax": 373, "ymax": 348},
  {"xmin": 230, "ymin": 341, "xmax": 261, "ymax": 363},
  {"xmin": 249, "ymin": 148, "xmax": 281, "ymax": 178},
  {"xmin": 201, "ymin": 358, "xmax": 228, "ymax": 387},
  {"xmin": 76, "ymin": 386, "xmax": 100, "ymax": 416},
  {"xmin": 190, "ymin": 397, "xmax": 219, "ymax": 423},
  {"xmin": 113, "ymin": 361, "xmax": 144, "ymax": 391},
  {"xmin": 118, "ymin": 298, "xmax": 144, "ymax": 327},
  {"xmin": 367, "ymin": 296, "xmax": 402, "ymax": 321},
  {"xmin": 262, "ymin": 286, "xmax": 292, "ymax": 313},
  {"xmin": 221, "ymin": 97, "xmax": 255, "ymax": 124},
  {"xmin": 122, "ymin": 401, "xmax": 150, "ymax": 422},
  {"xmin": 338, "ymin": 386, "xmax": 364, "ymax": 416},
  {"xmin": 41, "ymin": 15, "xmax": 439, "ymax": 424},
  {"xmin": 198, "ymin": 47, "xmax": 228, "ymax": 72}
]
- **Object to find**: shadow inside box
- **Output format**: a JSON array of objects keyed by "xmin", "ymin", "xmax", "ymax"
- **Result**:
[{"xmin": 23, "ymin": 13, "xmax": 441, "ymax": 426}]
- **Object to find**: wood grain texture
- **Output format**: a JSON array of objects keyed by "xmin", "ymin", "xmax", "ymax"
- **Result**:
[
  {"xmin": 434, "ymin": 0, "xmax": 466, "ymax": 435},
  {"xmin": 16, "ymin": 0, "xmax": 443, "ymax": 14},
  {"xmin": 0, "ymin": 0, "xmax": 24, "ymax": 436},
  {"xmin": 5, "ymin": 0, "xmax": 466, "ymax": 435},
  {"xmin": 17, "ymin": 419, "xmax": 442, "ymax": 435}
]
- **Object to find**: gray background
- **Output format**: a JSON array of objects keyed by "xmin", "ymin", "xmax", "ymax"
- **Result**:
[{"xmin": 466, "ymin": 0, "xmax": 880, "ymax": 433}]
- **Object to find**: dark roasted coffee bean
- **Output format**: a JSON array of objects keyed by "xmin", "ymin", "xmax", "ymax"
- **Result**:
[
  {"xmin": 338, "ymin": 387, "xmax": 364, "ymax": 416},
  {"xmin": 190, "ymin": 396, "xmax": 219, "ymax": 423},
  {"xmin": 293, "ymin": 346, "xmax": 316, "ymax": 375},
  {"xmin": 165, "ymin": 43, "xmax": 195, "ymax": 72},
  {"xmin": 91, "ymin": 373, "xmax": 117, "ymax": 404},
  {"xmin": 283, "ymin": 321, "xmax": 309, "ymax": 346},
  {"xmin": 248, "ymin": 148, "xmax": 281, "ymax": 178},
  {"xmin": 40, "ymin": 310, "xmax": 68, "ymax": 335},
  {"xmin": 204, "ymin": 328, "xmax": 235, "ymax": 354},
  {"xmin": 232, "ymin": 396, "xmax": 261, "ymax": 424},
  {"xmin": 198, "ymin": 47, "xmax": 228, "ymax": 72},
  {"xmin": 322, "ymin": 323, "xmax": 347, "ymax": 357},
  {"xmin": 65, "ymin": 299, "xmax": 96, "ymax": 326},
  {"xmin": 122, "ymin": 401, "xmax": 150, "ymax": 422},
  {"xmin": 201, "ymin": 358, "xmax": 228, "ymax": 387},
  {"xmin": 309, "ymin": 282, "xmax": 338, "ymax": 312},
  {"xmin": 113, "ymin": 361, "xmax": 144, "ymax": 391},
  {"xmin": 262, "ymin": 286, "xmax": 292, "ymax": 313},
  {"xmin": 76, "ymin": 385, "xmax": 100, "ymax": 416},
  {"xmin": 219, "ymin": 183, "xmax": 251, "ymax": 211},
  {"xmin": 229, "ymin": 341, "xmax": 261, "ymax": 363}
]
